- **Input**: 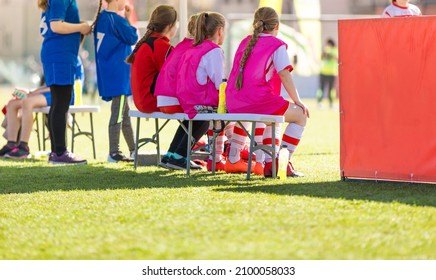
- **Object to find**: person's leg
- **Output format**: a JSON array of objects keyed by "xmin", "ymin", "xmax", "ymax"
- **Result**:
[
  {"xmin": 48, "ymin": 85, "xmax": 85, "ymax": 164},
  {"xmin": 121, "ymin": 98, "xmax": 135, "ymax": 156},
  {"xmin": 49, "ymin": 85, "xmax": 72, "ymax": 155},
  {"xmin": 108, "ymin": 96, "xmax": 122, "ymax": 157},
  {"xmin": 318, "ymin": 74, "xmax": 327, "ymax": 104},
  {"xmin": 253, "ymin": 122, "xmax": 266, "ymax": 175},
  {"xmin": 5, "ymin": 99, "xmax": 23, "ymax": 143},
  {"xmin": 19, "ymin": 94, "xmax": 47, "ymax": 144},
  {"xmin": 0, "ymin": 99, "xmax": 22, "ymax": 156},
  {"xmin": 167, "ymin": 121, "xmax": 209, "ymax": 170},
  {"xmin": 281, "ymin": 104, "xmax": 307, "ymax": 177},
  {"xmin": 224, "ymin": 122, "xmax": 253, "ymax": 173},
  {"xmin": 5, "ymin": 94, "xmax": 47, "ymax": 159},
  {"xmin": 326, "ymin": 75, "xmax": 335, "ymax": 108}
]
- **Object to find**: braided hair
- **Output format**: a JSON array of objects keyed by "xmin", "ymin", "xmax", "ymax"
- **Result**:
[
  {"xmin": 90, "ymin": 0, "xmax": 105, "ymax": 31},
  {"xmin": 236, "ymin": 7, "xmax": 279, "ymax": 90},
  {"xmin": 126, "ymin": 5, "xmax": 177, "ymax": 64},
  {"xmin": 194, "ymin": 12, "xmax": 225, "ymax": 46}
]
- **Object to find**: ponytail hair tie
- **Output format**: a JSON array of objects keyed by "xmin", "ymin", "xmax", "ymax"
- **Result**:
[{"xmin": 239, "ymin": 67, "xmax": 243, "ymax": 73}]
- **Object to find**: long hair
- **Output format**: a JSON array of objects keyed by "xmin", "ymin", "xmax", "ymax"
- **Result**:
[
  {"xmin": 91, "ymin": 0, "xmax": 105, "ymax": 31},
  {"xmin": 187, "ymin": 14, "xmax": 199, "ymax": 38},
  {"xmin": 126, "ymin": 5, "xmax": 177, "ymax": 64},
  {"xmin": 235, "ymin": 7, "xmax": 279, "ymax": 90},
  {"xmin": 193, "ymin": 12, "xmax": 225, "ymax": 46},
  {"xmin": 38, "ymin": 0, "xmax": 48, "ymax": 11}
]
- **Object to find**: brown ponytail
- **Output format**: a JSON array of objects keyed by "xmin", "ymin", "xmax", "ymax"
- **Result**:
[
  {"xmin": 187, "ymin": 14, "xmax": 199, "ymax": 38},
  {"xmin": 38, "ymin": 0, "xmax": 48, "ymax": 11},
  {"xmin": 236, "ymin": 7, "xmax": 279, "ymax": 90},
  {"xmin": 91, "ymin": 0, "xmax": 104, "ymax": 31},
  {"xmin": 193, "ymin": 12, "xmax": 225, "ymax": 46},
  {"xmin": 126, "ymin": 5, "xmax": 177, "ymax": 64}
]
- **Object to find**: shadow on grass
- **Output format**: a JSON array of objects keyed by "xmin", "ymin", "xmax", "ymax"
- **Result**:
[
  {"xmin": 1, "ymin": 159, "xmax": 435, "ymax": 208},
  {"xmin": 217, "ymin": 180, "xmax": 436, "ymax": 208},
  {"xmin": 0, "ymin": 161, "xmax": 234, "ymax": 194}
]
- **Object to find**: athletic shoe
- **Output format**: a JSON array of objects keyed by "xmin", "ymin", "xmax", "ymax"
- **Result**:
[
  {"xmin": 264, "ymin": 160, "xmax": 304, "ymax": 177},
  {"xmin": 207, "ymin": 158, "xmax": 226, "ymax": 171},
  {"xmin": 287, "ymin": 162, "xmax": 304, "ymax": 177},
  {"xmin": 158, "ymin": 154, "xmax": 171, "ymax": 169},
  {"xmin": 4, "ymin": 145, "xmax": 30, "ymax": 159},
  {"xmin": 253, "ymin": 162, "xmax": 264, "ymax": 175},
  {"xmin": 0, "ymin": 144, "xmax": 15, "ymax": 157},
  {"xmin": 224, "ymin": 159, "xmax": 254, "ymax": 173},
  {"xmin": 49, "ymin": 150, "xmax": 87, "ymax": 165},
  {"xmin": 107, "ymin": 152, "xmax": 134, "ymax": 163},
  {"xmin": 166, "ymin": 157, "xmax": 203, "ymax": 170}
]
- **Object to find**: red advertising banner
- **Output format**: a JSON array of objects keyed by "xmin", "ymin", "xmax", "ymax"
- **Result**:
[{"xmin": 339, "ymin": 16, "xmax": 436, "ymax": 184}]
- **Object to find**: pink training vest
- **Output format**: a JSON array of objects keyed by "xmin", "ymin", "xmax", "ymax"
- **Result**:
[
  {"xmin": 176, "ymin": 39, "xmax": 221, "ymax": 118},
  {"xmin": 226, "ymin": 35, "xmax": 288, "ymax": 115},
  {"xmin": 155, "ymin": 37, "xmax": 194, "ymax": 102}
]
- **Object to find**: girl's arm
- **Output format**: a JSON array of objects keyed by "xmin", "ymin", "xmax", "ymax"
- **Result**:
[
  {"xmin": 51, "ymin": 21, "xmax": 91, "ymax": 35},
  {"xmin": 279, "ymin": 70, "xmax": 310, "ymax": 117}
]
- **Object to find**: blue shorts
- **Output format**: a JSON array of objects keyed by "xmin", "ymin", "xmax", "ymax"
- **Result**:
[{"xmin": 43, "ymin": 63, "xmax": 76, "ymax": 86}]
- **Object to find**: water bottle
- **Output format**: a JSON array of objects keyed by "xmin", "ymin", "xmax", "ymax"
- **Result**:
[
  {"xmin": 278, "ymin": 145, "xmax": 289, "ymax": 180},
  {"xmin": 73, "ymin": 78, "xmax": 82, "ymax": 106},
  {"xmin": 217, "ymin": 78, "xmax": 227, "ymax": 113}
]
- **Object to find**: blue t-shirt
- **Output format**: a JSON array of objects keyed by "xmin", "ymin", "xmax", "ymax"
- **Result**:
[
  {"xmin": 94, "ymin": 10, "xmax": 138, "ymax": 101},
  {"xmin": 40, "ymin": 0, "xmax": 81, "ymax": 86}
]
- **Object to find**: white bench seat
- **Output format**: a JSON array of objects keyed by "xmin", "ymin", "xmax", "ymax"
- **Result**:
[
  {"xmin": 129, "ymin": 110, "xmax": 284, "ymax": 179},
  {"xmin": 33, "ymin": 105, "xmax": 100, "ymax": 159}
]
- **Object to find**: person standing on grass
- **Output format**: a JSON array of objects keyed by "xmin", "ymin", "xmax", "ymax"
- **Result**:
[
  {"xmin": 164, "ymin": 12, "xmax": 227, "ymax": 170},
  {"xmin": 92, "ymin": 0, "xmax": 137, "ymax": 163},
  {"xmin": 38, "ymin": 0, "xmax": 91, "ymax": 164},
  {"xmin": 226, "ymin": 7, "xmax": 309, "ymax": 178},
  {"xmin": 382, "ymin": 0, "xmax": 422, "ymax": 17},
  {"xmin": 317, "ymin": 38, "xmax": 338, "ymax": 109}
]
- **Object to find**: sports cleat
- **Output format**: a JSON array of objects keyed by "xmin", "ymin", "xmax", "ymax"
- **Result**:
[
  {"xmin": 224, "ymin": 159, "xmax": 254, "ymax": 173},
  {"xmin": 253, "ymin": 162, "xmax": 264, "ymax": 175},
  {"xmin": 49, "ymin": 150, "xmax": 87, "ymax": 165},
  {"xmin": 264, "ymin": 160, "xmax": 304, "ymax": 177},
  {"xmin": 287, "ymin": 162, "xmax": 304, "ymax": 177},
  {"xmin": 207, "ymin": 158, "xmax": 226, "ymax": 171},
  {"xmin": 107, "ymin": 152, "xmax": 134, "ymax": 163},
  {"xmin": 166, "ymin": 157, "xmax": 203, "ymax": 170},
  {"xmin": 0, "ymin": 144, "xmax": 16, "ymax": 157},
  {"xmin": 4, "ymin": 145, "xmax": 30, "ymax": 159}
]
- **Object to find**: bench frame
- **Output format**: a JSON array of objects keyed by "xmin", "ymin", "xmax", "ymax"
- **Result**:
[
  {"xmin": 33, "ymin": 105, "xmax": 100, "ymax": 159},
  {"xmin": 129, "ymin": 110, "xmax": 284, "ymax": 180}
]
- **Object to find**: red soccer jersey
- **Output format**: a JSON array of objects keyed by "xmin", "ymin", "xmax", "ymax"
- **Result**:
[{"xmin": 131, "ymin": 33, "xmax": 173, "ymax": 113}]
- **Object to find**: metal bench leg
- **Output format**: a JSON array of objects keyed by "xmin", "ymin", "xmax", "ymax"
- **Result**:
[
  {"xmin": 134, "ymin": 117, "xmax": 140, "ymax": 170},
  {"xmin": 186, "ymin": 120, "xmax": 193, "ymax": 177},
  {"xmin": 271, "ymin": 122, "xmax": 277, "ymax": 179},
  {"xmin": 155, "ymin": 118, "xmax": 160, "ymax": 165},
  {"xmin": 71, "ymin": 113, "xmax": 76, "ymax": 153},
  {"xmin": 90, "ymin": 113, "xmax": 96, "ymax": 159},
  {"xmin": 246, "ymin": 122, "xmax": 256, "ymax": 180},
  {"xmin": 34, "ymin": 113, "xmax": 41, "ymax": 151}
]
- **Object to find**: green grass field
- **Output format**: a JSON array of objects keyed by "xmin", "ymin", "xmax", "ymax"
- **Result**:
[{"xmin": 0, "ymin": 86, "xmax": 435, "ymax": 260}]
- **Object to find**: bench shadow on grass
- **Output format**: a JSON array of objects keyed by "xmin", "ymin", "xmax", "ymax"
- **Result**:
[
  {"xmin": 216, "ymin": 179, "xmax": 436, "ymax": 208},
  {"xmin": 2, "ymin": 159, "xmax": 435, "ymax": 208},
  {"xmin": 0, "ymin": 161, "xmax": 232, "ymax": 194}
]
